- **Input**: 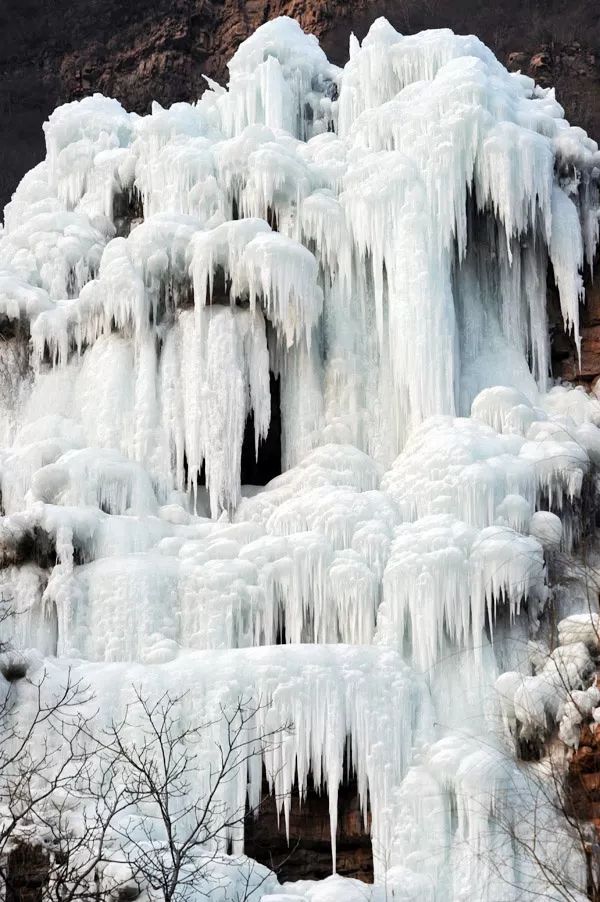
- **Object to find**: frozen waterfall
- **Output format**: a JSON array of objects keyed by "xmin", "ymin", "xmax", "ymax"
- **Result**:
[{"xmin": 1, "ymin": 14, "xmax": 600, "ymax": 902}]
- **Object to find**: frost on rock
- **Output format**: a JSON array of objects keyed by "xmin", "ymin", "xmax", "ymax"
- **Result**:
[
  {"xmin": 497, "ymin": 638, "xmax": 596, "ymax": 743},
  {"xmin": 1, "ymin": 13, "xmax": 600, "ymax": 902}
]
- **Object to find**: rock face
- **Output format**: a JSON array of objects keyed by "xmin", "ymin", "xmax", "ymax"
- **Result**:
[
  {"xmin": 244, "ymin": 775, "xmax": 373, "ymax": 882},
  {"xmin": 568, "ymin": 718, "xmax": 600, "ymax": 827},
  {"xmin": 553, "ymin": 281, "xmax": 600, "ymax": 386},
  {"xmin": 0, "ymin": 0, "xmax": 599, "ymax": 212}
]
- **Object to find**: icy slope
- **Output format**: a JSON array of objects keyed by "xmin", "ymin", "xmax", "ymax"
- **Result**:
[{"xmin": 1, "ymin": 15, "xmax": 600, "ymax": 902}]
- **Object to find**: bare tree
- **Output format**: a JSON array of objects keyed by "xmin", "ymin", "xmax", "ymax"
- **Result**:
[
  {"xmin": 0, "ymin": 669, "xmax": 289, "ymax": 902},
  {"xmin": 34, "ymin": 743, "xmax": 138, "ymax": 902},
  {"xmin": 0, "ymin": 660, "xmax": 142, "ymax": 902},
  {"xmin": 475, "ymin": 732, "xmax": 598, "ymax": 902},
  {"xmin": 458, "ymin": 545, "xmax": 600, "ymax": 902},
  {"xmin": 91, "ymin": 689, "xmax": 289, "ymax": 902},
  {"xmin": 0, "ymin": 665, "xmax": 98, "ymax": 898}
]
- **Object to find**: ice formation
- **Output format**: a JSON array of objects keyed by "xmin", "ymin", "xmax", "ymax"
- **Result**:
[{"xmin": 1, "ymin": 14, "xmax": 600, "ymax": 902}]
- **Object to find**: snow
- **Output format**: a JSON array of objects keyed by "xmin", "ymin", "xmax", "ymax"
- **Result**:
[
  {"xmin": 376, "ymin": 515, "xmax": 546, "ymax": 672},
  {"xmin": 559, "ymin": 613, "xmax": 600, "ymax": 652},
  {"xmin": 496, "ymin": 636, "xmax": 596, "ymax": 742},
  {"xmin": 0, "ymin": 269, "xmax": 53, "ymax": 322},
  {"xmin": 529, "ymin": 510, "xmax": 563, "ymax": 549},
  {"xmin": 189, "ymin": 219, "xmax": 323, "ymax": 348},
  {"xmin": 220, "ymin": 17, "xmax": 339, "ymax": 139},
  {"xmin": 1, "ymin": 13, "xmax": 600, "ymax": 902}
]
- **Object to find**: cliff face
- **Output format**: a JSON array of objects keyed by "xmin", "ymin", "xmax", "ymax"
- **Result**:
[{"xmin": 1, "ymin": 0, "xmax": 599, "ymax": 213}]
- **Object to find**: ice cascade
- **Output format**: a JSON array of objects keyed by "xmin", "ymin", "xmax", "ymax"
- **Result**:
[{"xmin": 1, "ymin": 14, "xmax": 600, "ymax": 902}]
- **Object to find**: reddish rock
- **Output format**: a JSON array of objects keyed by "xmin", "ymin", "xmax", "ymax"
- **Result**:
[
  {"xmin": 581, "ymin": 772, "xmax": 600, "ymax": 793},
  {"xmin": 529, "ymin": 50, "xmax": 552, "ymax": 73},
  {"xmin": 568, "ymin": 690, "xmax": 600, "ymax": 834},
  {"xmin": 507, "ymin": 52, "xmax": 529, "ymax": 69}
]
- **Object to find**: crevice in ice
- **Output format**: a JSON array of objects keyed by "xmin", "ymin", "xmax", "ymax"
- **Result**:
[
  {"xmin": 0, "ymin": 523, "xmax": 57, "ymax": 570},
  {"xmin": 244, "ymin": 766, "xmax": 373, "ymax": 883},
  {"xmin": 241, "ymin": 371, "xmax": 282, "ymax": 487},
  {"xmin": 112, "ymin": 187, "xmax": 144, "ymax": 238}
]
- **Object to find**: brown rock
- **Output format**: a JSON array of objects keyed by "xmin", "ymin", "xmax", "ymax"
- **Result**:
[
  {"xmin": 581, "ymin": 772, "xmax": 600, "ymax": 793},
  {"xmin": 553, "ymin": 281, "xmax": 600, "ymax": 383},
  {"xmin": 570, "ymin": 744, "xmax": 599, "ymax": 775},
  {"xmin": 5, "ymin": 843, "xmax": 49, "ymax": 902},
  {"xmin": 507, "ymin": 51, "xmax": 529, "ymax": 69},
  {"xmin": 529, "ymin": 50, "xmax": 552, "ymax": 72}
]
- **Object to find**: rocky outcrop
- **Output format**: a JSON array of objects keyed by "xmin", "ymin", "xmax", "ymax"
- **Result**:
[
  {"xmin": 567, "ymin": 722, "xmax": 600, "ymax": 900},
  {"xmin": 553, "ymin": 281, "xmax": 600, "ymax": 386},
  {"xmin": 568, "ymin": 718, "xmax": 600, "ymax": 828}
]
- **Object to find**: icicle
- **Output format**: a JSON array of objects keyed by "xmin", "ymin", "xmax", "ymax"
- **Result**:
[{"xmin": 549, "ymin": 185, "xmax": 585, "ymax": 357}]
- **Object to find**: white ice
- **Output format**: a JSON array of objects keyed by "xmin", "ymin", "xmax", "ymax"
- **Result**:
[{"xmin": 1, "ymin": 13, "xmax": 600, "ymax": 902}]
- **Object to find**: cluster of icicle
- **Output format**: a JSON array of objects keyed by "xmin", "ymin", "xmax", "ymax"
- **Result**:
[{"xmin": 1, "ymin": 15, "xmax": 600, "ymax": 902}]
